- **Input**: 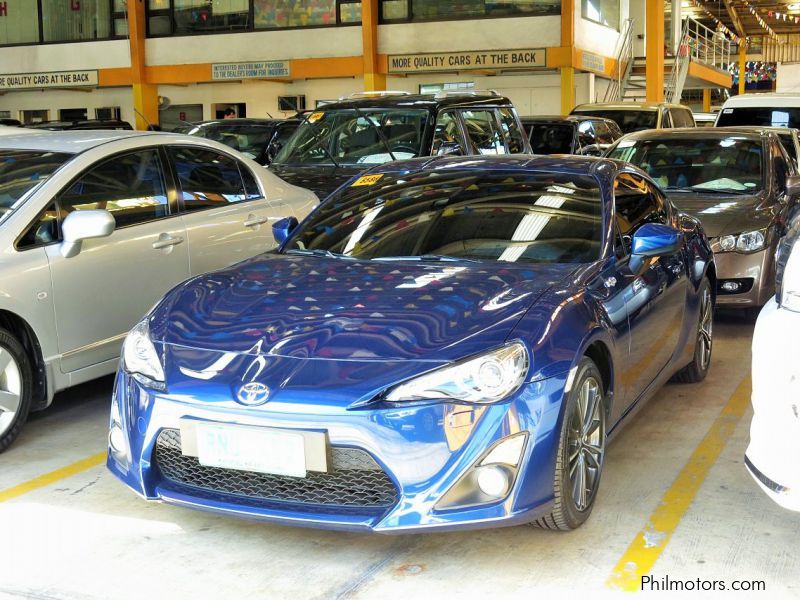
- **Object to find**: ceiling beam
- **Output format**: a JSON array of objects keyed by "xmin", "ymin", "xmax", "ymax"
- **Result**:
[{"xmin": 722, "ymin": 0, "xmax": 748, "ymax": 41}]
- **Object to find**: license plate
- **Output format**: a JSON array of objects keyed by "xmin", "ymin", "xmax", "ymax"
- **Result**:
[{"xmin": 194, "ymin": 422, "xmax": 307, "ymax": 478}]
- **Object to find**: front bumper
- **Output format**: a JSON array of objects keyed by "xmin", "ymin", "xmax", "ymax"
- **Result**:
[
  {"xmin": 107, "ymin": 369, "xmax": 570, "ymax": 533},
  {"xmin": 713, "ymin": 248, "xmax": 774, "ymax": 308},
  {"xmin": 746, "ymin": 299, "xmax": 800, "ymax": 511}
]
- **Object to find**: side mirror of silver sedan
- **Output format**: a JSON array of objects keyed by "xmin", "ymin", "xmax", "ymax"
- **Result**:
[{"xmin": 61, "ymin": 209, "xmax": 116, "ymax": 258}]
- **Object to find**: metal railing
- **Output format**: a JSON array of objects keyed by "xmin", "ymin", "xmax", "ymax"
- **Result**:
[
  {"xmin": 666, "ymin": 16, "xmax": 731, "ymax": 104},
  {"xmin": 603, "ymin": 18, "xmax": 634, "ymax": 103}
]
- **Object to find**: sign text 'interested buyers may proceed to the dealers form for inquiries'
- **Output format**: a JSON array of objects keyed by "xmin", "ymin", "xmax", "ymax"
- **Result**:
[
  {"xmin": 0, "ymin": 70, "xmax": 98, "ymax": 91},
  {"xmin": 388, "ymin": 49, "xmax": 546, "ymax": 73},
  {"xmin": 212, "ymin": 61, "xmax": 291, "ymax": 81}
]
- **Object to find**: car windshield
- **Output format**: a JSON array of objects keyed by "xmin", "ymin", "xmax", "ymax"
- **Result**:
[
  {"xmin": 608, "ymin": 137, "xmax": 763, "ymax": 193},
  {"xmin": 283, "ymin": 170, "xmax": 603, "ymax": 264},
  {"xmin": 0, "ymin": 150, "xmax": 72, "ymax": 224},
  {"xmin": 528, "ymin": 123, "xmax": 575, "ymax": 154},
  {"xmin": 716, "ymin": 107, "xmax": 800, "ymax": 128},
  {"xmin": 187, "ymin": 123, "xmax": 274, "ymax": 159},
  {"xmin": 573, "ymin": 109, "xmax": 657, "ymax": 134},
  {"xmin": 273, "ymin": 109, "xmax": 428, "ymax": 166}
]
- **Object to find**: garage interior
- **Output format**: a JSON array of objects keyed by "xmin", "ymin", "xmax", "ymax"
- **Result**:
[{"xmin": 1, "ymin": 1, "xmax": 800, "ymax": 599}]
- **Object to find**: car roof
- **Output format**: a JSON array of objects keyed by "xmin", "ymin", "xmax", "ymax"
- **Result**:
[
  {"xmin": 305, "ymin": 93, "xmax": 513, "ymax": 112},
  {"xmin": 718, "ymin": 125, "xmax": 799, "ymax": 135},
  {"xmin": 572, "ymin": 102, "xmax": 685, "ymax": 112},
  {"xmin": 521, "ymin": 115, "xmax": 617, "ymax": 125},
  {"xmin": 0, "ymin": 130, "xmax": 162, "ymax": 153},
  {"xmin": 620, "ymin": 127, "xmax": 767, "ymax": 141},
  {"xmin": 721, "ymin": 92, "xmax": 800, "ymax": 108}
]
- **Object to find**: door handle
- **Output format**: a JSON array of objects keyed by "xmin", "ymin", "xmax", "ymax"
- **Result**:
[
  {"xmin": 152, "ymin": 234, "xmax": 184, "ymax": 250},
  {"xmin": 244, "ymin": 214, "xmax": 270, "ymax": 228}
]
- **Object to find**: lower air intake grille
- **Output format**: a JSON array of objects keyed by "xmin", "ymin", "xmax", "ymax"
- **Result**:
[{"xmin": 154, "ymin": 428, "xmax": 398, "ymax": 508}]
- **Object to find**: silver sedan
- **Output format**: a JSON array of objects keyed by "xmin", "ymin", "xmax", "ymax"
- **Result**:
[{"xmin": 0, "ymin": 130, "xmax": 317, "ymax": 451}]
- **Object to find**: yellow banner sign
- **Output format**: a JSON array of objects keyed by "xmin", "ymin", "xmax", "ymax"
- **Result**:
[{"xmin": 388, "ymin": 49, "xmax": 546, "ymax": 74}]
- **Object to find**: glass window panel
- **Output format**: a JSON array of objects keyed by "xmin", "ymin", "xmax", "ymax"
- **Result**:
[
  {"xmin": 148, "ymin": 14, "xmax": 172, "ymax": 35},
  {"xmin": 0, "ymin": 0, "xmax": 40, "ymax": 45},
  {"xmin": 113, "ymin": 0, "xmax": 126, "ymax": 11},
  {"xmin": 432, "ymin": 110, "xmax": 466, "ymax": 155},
  {"xmin": 114, "ymin": 17, "xmax": 129, "ymax": 36},
  {"xmin": 381, "ymin": 0, "xmax": 408, "ymax": 20},
  {"xmin": 461, "ymin": 109, "xmax": 505, "ymax": 155},
  {"xmin": 581, "ymin": 0, "xmax": 619, "ymax": 30},
  {"xmin": 395, "ymin": 0, "xmax": 559, "ymax": 21},
  {"xmin": 498, "ymin": 107, "xmax": 526, "ymax": 154},
  {"xmin": 254, "ymin": 0, "xmax": 336, "ymax": 29},
  {"xmin": 148, "ymin": 0, "xmax": 170, "ymax": 8},
  {"xmin": 42, "ymin": 0, "xmax": 112, "ymax": 42},
  {"xmin": 168, "ymin": 146, "xmax": 249, "ymax": 211},
  {"xmin": 340, "ymin": 2, "xmax": 361, "ymax": 23},
  {"xmin": 173, "ymin": 0, "xmax": 249, "ymax": 34}
]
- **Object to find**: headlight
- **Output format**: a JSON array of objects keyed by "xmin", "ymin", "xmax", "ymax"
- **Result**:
[
  {"xmin": 779, "ymin": 238, "xmax": 800, "ymax": 312},
  {"xmin": 384, "ymin": 342, "xmax": 529, "ymax": 404},
  {"xmin": 122, "ymin": 318, "xmax": 165, "ymax": 390},
  {"xmin": 714, "ymin": 230, "xmax": 766, "ymax": 254}
]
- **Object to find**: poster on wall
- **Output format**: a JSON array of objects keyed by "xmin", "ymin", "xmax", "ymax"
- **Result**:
[
  {"xmin": 388, "ymin": 49, "xmax": 546, "ymax": 74},
  {"xmin": 0, "ymin": 70, "xmax": 98, "ymax": 91},
  {"xmin": 212, "ymin": 61, "xmax": 291, "ymax": 81}
]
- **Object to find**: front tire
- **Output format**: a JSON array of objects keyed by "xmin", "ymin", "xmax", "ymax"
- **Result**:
[
  {"xmin": 672, "ymin": 278, "xmax": 713, "ymax": 384},
  {"xmin": 0, "ymin": 328, "xmax": 33, "ymax": 453},
  {"xmin": 533, "ymin": 357, "xmax": 606, "ymax": 531}
]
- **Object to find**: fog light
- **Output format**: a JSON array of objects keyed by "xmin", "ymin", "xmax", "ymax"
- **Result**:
[
  {"xmin": 109, "ymin": 424, "xmax": 126, "ymax": 455},
  {"xmin": 476, "ymin": 465, "xmax": 511, "ymax": 498},
  {"xmin": 721, "ymin": 281, "xmax": 741, "ymax": 292}
]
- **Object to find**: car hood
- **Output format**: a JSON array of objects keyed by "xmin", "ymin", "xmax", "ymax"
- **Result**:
[
  {"xmin": 151, "ymin": 253, "xmax": 574, "ymax": 363},
  {"xmin": 268, "ymin": 164, "xmax": 365, "ymax": 199},
  {"xmin": 665, "ymin": 192, "xmax": 774, "ymax": 237}
]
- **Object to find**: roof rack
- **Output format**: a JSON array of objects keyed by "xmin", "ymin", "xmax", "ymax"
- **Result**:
[
  {"xmin": 433, "ymin": 89, "xmax": 500, "ymax": 100},
  {"xmin": 340, "ymin": 91, "xmax": 412, "ymax": 100}
]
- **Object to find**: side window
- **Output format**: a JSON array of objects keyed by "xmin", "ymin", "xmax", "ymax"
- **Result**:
[
  {"xmin": 17, "ymin": 202, "xmax": 61, "ymax": 249},
  {"xmin": 432, "ymin": 110, "xmax": 466, "ymax": 155},
  {"xmin": 593, "ymin": 121, "xmax": 614, "ymax": 145},
  {"xmin": 577, "ymin": 120, "xmax": 595, "ymax": 148},
  {"xmin": 59, "ymin": 149, "xmax": 169, "ymax": 229},
  {"xmin": 614, "ymin": 172, "xmax": 669, "ymax": 254},
  {"xmin": 778, "ymin": 134, "xmax": 798, "ymax": 170},
  {"xmin": 168, "ymin": 147, "xmax": 248, "ymax": 212},
  {"xmin": 498, "ymin": 108, "xmax": 527, "ymax": 153},
  {"xmin": 671, "ymin": 108, "xmax": 694, "ymax": 128},
  {"xmin": 240, "ymin": 164, "xmax": 263, "ymax": 200},
  {"xmin": 774, "ymin": 141, "xmax": 791, "ymax": 194},
  {"xmin": 661, "ymin": 109, "xmax": 673, "ymax": 128},
  {"xmin": 460, "ymin": 109, "xmax": 506, "ymax": 155}
]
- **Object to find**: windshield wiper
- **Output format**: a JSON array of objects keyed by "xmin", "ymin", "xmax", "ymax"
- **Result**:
[
  {"xmin": 372, "ymin": 254, "xmax": 480, "ymax": 263},
  {"xmin": 285, "ymin": 113, "xmax": 341, "ymax": 169},
  {"xmin": 285, "ymin": 248, "xmax": 354, "ymax": 260},
  {"xmin": 341, "ymin": 101, "xmax": 397, "ymax": 162}
]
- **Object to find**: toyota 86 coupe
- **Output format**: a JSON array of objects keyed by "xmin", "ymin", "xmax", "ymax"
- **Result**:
[{"xmin": 108, "ymin": 155, "xmax": 715, "ymax": 532}]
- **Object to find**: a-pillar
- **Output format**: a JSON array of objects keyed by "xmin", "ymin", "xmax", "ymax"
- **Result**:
[
  {"xmin": 361, "ymin": 0, "xmax": 386, "ymax": 91},
  {"xmin": 128, "ymin": 0, "xmax": 158, "ymax": 130},
  {"xmin": 646, "ymin": 0, "xmax": 665, "ymax": 102}
]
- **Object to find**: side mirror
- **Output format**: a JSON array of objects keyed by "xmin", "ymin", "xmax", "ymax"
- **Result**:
[
  {"xmin": 266, "ymin": 141, "xmax": 283, "ymax": 164},
  {"xmin": 629, "ymin": 223, "xmax": 682, "ymax": 273},
  {"xmin": 579, "ymin": 144, "xmax": 603, "ymax": 157},
  {"xmin": 436, "ymin": 141, "xmax": 463, "ymax": 157},
  {"xmin": 272, "ymin": 216, "xmax": 298, "ymax": 245},
  {"xmin": 61, "ymin": 209, "xmax": 115, "ymax": 258},
  {"xmin": 786, "ymin": 175, "xmax": 800, "ymax": 198}
]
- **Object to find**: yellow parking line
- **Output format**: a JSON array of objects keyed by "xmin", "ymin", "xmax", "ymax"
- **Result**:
[
  {"xmin": 606, "ymin": 375, "xmax": 752, "ymax": 592},
  {"xmin": 0, "ymin": 451, "xmax": 107, "ymax": 503}
]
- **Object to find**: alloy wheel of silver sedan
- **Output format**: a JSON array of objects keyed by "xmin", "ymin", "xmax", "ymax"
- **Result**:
[
  {"xmin": 567, "ymin": 375, "xmax": 605, "ymax": 512},
  {"xmin": 0, "ymin": 347, "xmax": 22, "ymax": 438}
]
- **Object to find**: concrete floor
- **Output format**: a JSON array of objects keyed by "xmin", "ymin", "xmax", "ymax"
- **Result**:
[{"xmin": 1, "ymin": 316, "xmax": 798, "ymax": 600}]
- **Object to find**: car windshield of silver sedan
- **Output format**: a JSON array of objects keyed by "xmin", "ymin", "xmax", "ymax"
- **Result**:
[
  {"xmin": 0, "ymin": 150, "xmax": 72, "ymax": 224},
  {"xmin": 283, "ymin": 171, "xmax": 603, "ymax": 264},
  {"xmin": 273, "ymin": 109, "xmax": 427, "ymax": 166},
  {"xmin": 608, "ymin": 137, "xmax": 763, "ymax": 194}
]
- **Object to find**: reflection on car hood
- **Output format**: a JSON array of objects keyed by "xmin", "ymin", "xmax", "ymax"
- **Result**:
[
  {"xmin": 268, "ymin": 164, "xmax": 365, "ymax": 200},
  {"xmin": 151, "ymin": 253, "xmax": 575, "ymax": 362},
  {"xmin": 665, "ymin": 193, "xmax": 773, "ymax": 237}
]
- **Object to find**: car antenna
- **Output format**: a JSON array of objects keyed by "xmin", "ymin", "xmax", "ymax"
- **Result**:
[
  {"xmin": 133, "ymin": 107, "xmax": 155, "ymax": 130},
  {"xmin": 342, "ymin": 99, "xmax": 397, "ymax": 162}
]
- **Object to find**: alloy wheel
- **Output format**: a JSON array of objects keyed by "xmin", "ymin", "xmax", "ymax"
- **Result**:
[
  {"xmin": 567, "ymin": 376, "xmax": 605, "ymax": 512},
  {"xmin": 0, "ymin": 347, "xmax": 22, "ymax": 437},
  {"xmin": 698, "ymin": 287, "xmax": 713, "ymax": 371}
]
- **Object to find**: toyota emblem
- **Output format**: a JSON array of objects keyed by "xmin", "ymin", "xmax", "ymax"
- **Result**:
[{"xmin": 236, "ymin": 382, "xmax": 270, "ymax": 406}]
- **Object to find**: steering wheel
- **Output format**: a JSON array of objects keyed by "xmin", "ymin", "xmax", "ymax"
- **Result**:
[{"xmin": 389, "ymin": 144, "xmax": 417, "ymax": 156}]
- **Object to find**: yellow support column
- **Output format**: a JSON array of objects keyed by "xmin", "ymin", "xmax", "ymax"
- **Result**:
[
  {"xmin": 560, "ymin": 0, "xmax": 575, "ymax": 115},
  {"xmin": 361, "ymin": 0, "xmax": 386, "ymax": 91},
  {"xmin": 702, "ymin": 89, "xmax": 711, "ymax": 112},
  {"xmin": 738, "ymin": 43, "xmax": 747, "ymax": 96},
  {"xmin": 646, "ymin": 0, "xmax": 665, "ymax": 103},
  {"xmin": 128, "ymin": 0, "xmax": 158, "ymax": 130}
]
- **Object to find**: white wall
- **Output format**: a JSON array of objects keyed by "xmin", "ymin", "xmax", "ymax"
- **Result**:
[
  {"xmin": 0, "ymin": 40, "xmax": 130, "ymax": 73},
  {"xmin": 575, "ymin": 0, "xmax": 629, "ymax": 57},
  {"xmin": 146, "ymin": 27, "xmax": 362, "ymax": 66},
  {"xmin": 0, "ymin": 87, "xmax": 134, "ymax": 125},
  {"xmin": 777, "ymin": 63, "xmax": 800, "ymax": 93}
]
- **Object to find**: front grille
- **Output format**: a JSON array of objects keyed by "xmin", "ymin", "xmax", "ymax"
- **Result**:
[{"xmin": 154, "ymin": 429, "xmax": 398, "ymax": 509}]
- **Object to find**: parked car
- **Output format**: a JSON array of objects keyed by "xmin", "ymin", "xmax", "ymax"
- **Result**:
[
  {"xmin": 607, "ymin": 128, "xmax": 798, "ymax": 314},
  {"xmin": 0, "ymin": 118, "xmax": 22, "ymax": 127},
  {"xmin": 28, "ymin": 119, "xmax": 133, "ymax": 131},
  {"xmin": 693, "ymin": 112, "xmax": 717, "ymax": 127},
  {"xmin": 521, "ymin": 115, "xmax": 623, "ymax": 156},
  {"xmin": 269, "ymin": 91, "xmax": 531, "ymax": 198},
  {"xmin": 0, "ymin": 131, "xmax": 316, "ymax": 452},
  {"xmin": 726, "ymin": 125, "xmax": 800, "ymax": 170},
  {"xmin": 747, "ymin": 215, "xmax": 800, "ymax": 511},
  {"xmin": 182, "ymin": 118, "xmax": 301, "ymax": 165},
  {"xmin": 715, "ymin": 92, "xmax": 800, "ymax": 129},
  {"xmin": 571, "ymin": 102, "xmax": 696, "ymax": 134},
  {"xmin": 109, "ymin": 154, "xmax": 715, "ymax": 532}
]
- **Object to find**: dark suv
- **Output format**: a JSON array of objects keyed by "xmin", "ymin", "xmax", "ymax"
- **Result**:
[
  {"xmin": 269, "ymin": 91, "xmax": 530, "ymax": 198},
  {"xmin": 522, "ymin": 115, "xmax": 622, "ymax": 156}
]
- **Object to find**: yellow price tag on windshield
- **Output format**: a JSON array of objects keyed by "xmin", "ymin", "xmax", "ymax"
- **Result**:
[
  {"xmin": 352, "ymin": 174, "xmax": 384, "ymax": 187},
  {"xmin": 308, "ymin": 112, "xmax": 324, "ymax": 123}
]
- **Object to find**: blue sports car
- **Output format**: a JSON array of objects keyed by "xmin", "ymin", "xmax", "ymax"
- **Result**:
[{"xmin": 108, "ymin": 155, "xmax": 715, "ymax": 532}]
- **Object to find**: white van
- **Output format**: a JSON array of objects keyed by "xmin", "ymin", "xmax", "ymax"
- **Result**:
[{"xmin": 715, "ymin": 92, "xmax": 800, "ymax": 128}]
